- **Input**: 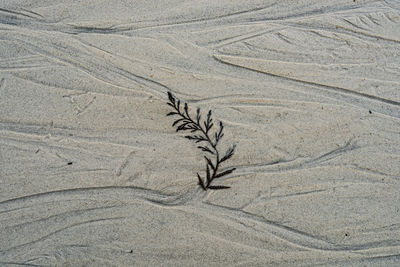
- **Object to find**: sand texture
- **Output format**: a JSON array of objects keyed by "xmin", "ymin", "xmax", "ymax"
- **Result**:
[{"xmin": 1, "ymin": 0, "xmax": 400, "ymax": 266}]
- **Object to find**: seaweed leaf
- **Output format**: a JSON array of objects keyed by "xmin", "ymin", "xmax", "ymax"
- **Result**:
[
  {"xmin": 172, "ymin": 118, "xmax": 186, "ymax": 126},
  {"xmin": 198, "ymin": 146, "xmax": 214, "ymax": 154},
  {"xmin": 208, "ymin": 185, "xmax": 231, "ymax": 190},
  {"xmin": 185, "ymin": 135, "xmax": 207, "ymax": 143},
  {"xmin": 168, "ymin": 92, "xmax": 174, "ymax": 101},
  {"xmin": 214, "ymin": 168, "xmax": 236, "ymax": 178},
  {"xmin": 204, "ymin": 110, "xmax": 213, "ymax": 133},
  {"xmin": 196, "ymin": 107, "xmax": 201, "ymax": 124},
  {"xmin": 184, "ymin": 103, "xmax": 190, "ymax": 118},
  {"xmin": 215, "ymin": 121, "xmax": 224, "ymax": 142},
  {"xmin": 197, "ymin": 173, "xmax": 206, "ymax": 190},
  {"xmin": 220, "ymin": 144, "xmax": 236, "ymax": 163},
  {"xmin": 206, "ymin": 165, "xmax": 211, "ymax": 184},
  {"xmin": 177, "ymin": 123, "xmax": 190, "ymax": 132},
  {"xmin": 204, "ymin": 156, "xmax": 215, "ymax": 170}
]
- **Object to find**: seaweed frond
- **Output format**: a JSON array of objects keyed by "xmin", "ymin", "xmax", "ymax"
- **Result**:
[{"xmin": 166, "ymin": 92, "xmax": 236, "ymax": 190}]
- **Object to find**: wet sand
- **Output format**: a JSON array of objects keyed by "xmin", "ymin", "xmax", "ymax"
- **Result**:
[{"xmin": 1, "ymin": 1, "xmax": 400, "ymax": 266}]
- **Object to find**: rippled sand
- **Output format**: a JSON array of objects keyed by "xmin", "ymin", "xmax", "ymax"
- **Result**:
[{"xmin": 1, "ymin": 1, "xmax": 400, "ymax": 266}]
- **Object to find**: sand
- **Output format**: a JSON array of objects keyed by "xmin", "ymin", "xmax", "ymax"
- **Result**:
[{"xmin": 1, "ymin": 0, "xmax": 400, "ymax": 266}]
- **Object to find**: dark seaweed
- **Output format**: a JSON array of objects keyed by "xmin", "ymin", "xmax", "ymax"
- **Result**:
[{"xmin": 167, "ymin": 92, "xmax": 236, "ymax": 190}]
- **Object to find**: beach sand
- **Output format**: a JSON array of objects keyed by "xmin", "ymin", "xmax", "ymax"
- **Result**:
[{"xmin": 1, "ymin": 0, "xmax": 400, "ymax": 266}]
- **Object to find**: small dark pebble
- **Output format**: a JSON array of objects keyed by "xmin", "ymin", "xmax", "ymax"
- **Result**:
[
  {"xmin": 369, "ymin": 110, "xmax": 372, "ymax": 114},
  {"xmin": 130, "ymin": 250, "xmax": 133, "ymax": 253},
  {"xmin": 67, "ymin": 162, "xmax": 73, "ymax": 165}
]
